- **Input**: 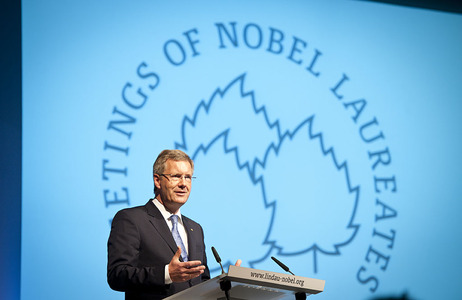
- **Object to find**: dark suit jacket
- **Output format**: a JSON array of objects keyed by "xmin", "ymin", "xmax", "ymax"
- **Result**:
[{"xmin": 107, "ymin": 200, "xmax": 210, "ymax": 299}]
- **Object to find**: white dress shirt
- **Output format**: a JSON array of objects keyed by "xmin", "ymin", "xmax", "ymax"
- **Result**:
[{"xmin": 152, "ymin": 198, "xmax": 189, "ymax": 284}]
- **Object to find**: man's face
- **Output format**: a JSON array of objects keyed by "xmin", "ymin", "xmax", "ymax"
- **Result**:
[{"xmin": 154, "ymin": 159, "xmax": 193, "ymax": 213}]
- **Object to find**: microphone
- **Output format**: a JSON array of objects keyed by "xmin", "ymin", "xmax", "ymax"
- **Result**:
[
  {"xmin": 271, "ymin": 256, "xmax": 295, "ymax": 275},
  {"xmin": 211, "ymin": 246, "xmax": 231, "ymax": 300},
  {"xmin": 212, "ymin": 246, "xmax": 225, "ymax": 274},
  {"xmin": 271, "ymin": 256, "xmax": 306, "ymax": 300}
]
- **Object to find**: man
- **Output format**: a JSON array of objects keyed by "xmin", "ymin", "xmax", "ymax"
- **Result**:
[{"xmin": 107, "ymin": 149, "xmax": 210, "ymax": 299}]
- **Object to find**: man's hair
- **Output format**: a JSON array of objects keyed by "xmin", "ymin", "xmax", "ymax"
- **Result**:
[{"xmin": 153, "ymin": 149, "xmax": 194, "ymax": 195}]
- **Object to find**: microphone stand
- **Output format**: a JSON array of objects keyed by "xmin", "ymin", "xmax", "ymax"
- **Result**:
[
  {"xmin": 271, "ymin": 256, "xmax": 307, "ymax": 300},
  {"xmin": 212, "ymin": 247, "xmax": 231, "ymax": 300},
  {"xmin": 220, "ymin": 279, "xmax": 232, "ymax": 300}
]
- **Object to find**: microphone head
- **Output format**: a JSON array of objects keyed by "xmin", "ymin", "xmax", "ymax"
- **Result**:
[
  {"xmin": 271, "ymin": 256, "xmax": 290, "ymax": 272},
  {"xmin": 212, "ymin": 246, "xmax": 221, "ymax": 263}
]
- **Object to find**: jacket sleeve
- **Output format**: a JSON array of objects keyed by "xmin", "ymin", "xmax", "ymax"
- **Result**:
[
  {"xmin": 199, "ymin": 224, "xmax": 211, "ymax": 283},
  {"xmin": 107, "ymin": 209, "xmax": 167, "ymax": 292}
]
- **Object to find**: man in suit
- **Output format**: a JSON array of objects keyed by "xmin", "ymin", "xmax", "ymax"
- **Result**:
[{"xmin": 107, "ymin": 149, "xmax": 210, "ymax": 299}]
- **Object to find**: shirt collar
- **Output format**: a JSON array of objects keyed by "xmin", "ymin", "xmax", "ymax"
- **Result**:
[{"xmin": 152, "ymin": 198, "xmax": 183, "ymax": 224}]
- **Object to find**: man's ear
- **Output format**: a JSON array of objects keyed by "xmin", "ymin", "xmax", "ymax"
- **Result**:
[{"xmin": 153, "ymin": 174, "xmax": 161, "ymax": 189}]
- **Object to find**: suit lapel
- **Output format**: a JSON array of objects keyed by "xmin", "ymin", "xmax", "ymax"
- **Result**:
[
  {"xmin": 183, "ymin": 217, "xmax": 197, "ymax": 261},
  {"xmin": 144, "ymin": 200, "xmax": 178, "ymax": 255}
]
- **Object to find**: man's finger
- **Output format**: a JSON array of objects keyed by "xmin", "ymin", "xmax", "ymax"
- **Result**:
[
  {"xmin": 183, "ymin": 260, "xmax": 202, "ymax": 268},
  {"xmin": 173, "ymin": 247, "xmax": 182, "ymax": 261},
  {"xmin": 183, "ymin": 270, "xmax": 204, "ymax": 278},
  {"xmin": 183, "ymin": 265, "xmax": 205, "ymax": 274}
]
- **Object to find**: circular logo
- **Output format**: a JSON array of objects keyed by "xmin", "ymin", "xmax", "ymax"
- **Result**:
[{"xmin": 101, "ymin": 21, "xmax": 398, "ymax": 296}]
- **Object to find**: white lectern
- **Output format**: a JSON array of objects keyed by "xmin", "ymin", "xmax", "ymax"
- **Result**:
[{"xmin": 165, "ymin": 265, "xmax": 325, "ymax": 300}]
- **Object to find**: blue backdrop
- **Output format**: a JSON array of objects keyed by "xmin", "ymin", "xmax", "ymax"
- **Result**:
[{"xmin": 20, "ymin": 1, "xmax": 462, "ymax": 299}]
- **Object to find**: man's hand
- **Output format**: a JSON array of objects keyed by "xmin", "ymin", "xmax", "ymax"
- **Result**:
[{"xmin": 169, "ymin": 247, "xmax": 206, "ymax": 282}]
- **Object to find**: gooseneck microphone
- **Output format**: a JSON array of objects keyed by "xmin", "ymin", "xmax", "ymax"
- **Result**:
[
  {"xmin": 211, "ymin": 246, "xmax": 231, "ymax": 300},
  {"xmin": 271, "ymin": 256, "xmax": 306, "ymax": 300},
  {"xmin": 271, "ymin": 256, "xmax": 295, "ymax": 276},
  {"xmin": 212, "ymin": 246, "xmax": 225, "ymax": 274}
]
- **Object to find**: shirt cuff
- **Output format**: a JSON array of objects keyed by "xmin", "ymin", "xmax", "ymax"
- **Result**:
[{"xmin": 165, "ymin": 264, "xmax": 173, "ymax": 284}]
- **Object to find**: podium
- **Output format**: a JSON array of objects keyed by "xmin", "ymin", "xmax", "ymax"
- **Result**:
[{"xmin": 165, "ymin": 265, "xmax": 325, "ymax": 300}]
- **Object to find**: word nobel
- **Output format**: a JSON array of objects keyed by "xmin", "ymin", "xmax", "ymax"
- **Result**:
[
  {"xmin": 250, "ymin": 272, "xmax": 305, "ymax": 287},
  {"xmin": 162, "ymin": 22, "xmax": 322, "ymax": 77}
]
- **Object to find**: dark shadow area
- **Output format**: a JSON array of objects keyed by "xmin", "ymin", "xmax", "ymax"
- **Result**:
[
  {"xmin": 0, "ymin": 0, "xmax": 22, "ymax": 300},
  {"xmin": 370, "ymin": 292, "xmax": 414, "ymax": 300},
  {"xmin": 365, "ymin": 0, "xmax": 462, "ymax": 14}
]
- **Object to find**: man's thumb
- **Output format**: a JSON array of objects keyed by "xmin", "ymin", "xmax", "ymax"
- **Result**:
[{"xmin": 173, "ymin": 247, "xmax": 182, "ymax": 260}]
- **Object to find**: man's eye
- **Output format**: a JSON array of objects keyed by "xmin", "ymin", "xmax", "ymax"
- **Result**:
[
  {"xmin": 184, "ymin": 176, "xmax": 192, "ymax": 180},
  {"xmin": 172, "ymin": 174, "xmax": 182, "ymax": 179}
]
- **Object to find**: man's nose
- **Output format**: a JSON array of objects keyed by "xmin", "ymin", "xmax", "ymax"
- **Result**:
[{"xmin": 178, "ymin": 176, "xmax": 187, "ymax": 185}]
